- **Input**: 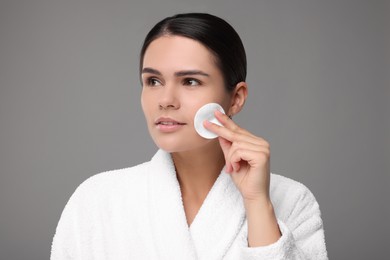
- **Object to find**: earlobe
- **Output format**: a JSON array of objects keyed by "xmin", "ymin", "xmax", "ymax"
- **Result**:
[{"xmin": 228, "ymin": 81, "xmax": 248, "ymax": 116}]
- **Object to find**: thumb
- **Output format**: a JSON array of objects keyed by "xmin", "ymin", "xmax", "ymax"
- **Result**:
[{"xmin": 218, "ymin": 136, "xmax": 233, "ymax": 172}]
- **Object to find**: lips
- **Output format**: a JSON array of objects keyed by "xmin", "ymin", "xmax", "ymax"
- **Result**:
[
  {"xmin": 158, "ymin": 121, "xmax": 183, "ymax": 125},
  {"xmin": 155, "ymin": 117, "xmax": 186, "ymax": 126},
  {"xmin": 155, "ymin": 117, "xmax": 186, "ymax": 133}
]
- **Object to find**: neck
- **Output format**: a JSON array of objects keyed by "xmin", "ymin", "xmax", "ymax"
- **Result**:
[{"xmin": 171, "ymin": 140, "xmax": 225, "ymax": 200}]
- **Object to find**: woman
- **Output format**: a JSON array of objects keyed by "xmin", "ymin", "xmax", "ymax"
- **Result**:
[{"xmin": 51, "ymin": 13, "xmax": 328, "ymax": 259}]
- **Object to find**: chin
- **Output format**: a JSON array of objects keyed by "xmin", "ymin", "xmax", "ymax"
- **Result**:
[{"xmin": 152, "ymin": 134, "xmax": 211, "ymax": 153}]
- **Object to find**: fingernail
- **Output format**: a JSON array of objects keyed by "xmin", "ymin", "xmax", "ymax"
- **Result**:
[
  {"xmin": 215, "ymin": 109, "xmax": 222, "ymax": 115},
  {"xmin": 227, "ymin": 164, "xmax": 233, "ymax": 173},
  {"xmin": 203, "ymin": 120, "xmax": 211, "ymax": 127}
]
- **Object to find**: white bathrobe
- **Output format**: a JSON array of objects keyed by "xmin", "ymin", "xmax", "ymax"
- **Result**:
[{"xmin": 51, "ymin": 149, "xmax": 328, "ymax": 260}]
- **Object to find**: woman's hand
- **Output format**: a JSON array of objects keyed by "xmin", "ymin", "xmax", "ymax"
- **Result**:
[
  {"xmin": 204, "ymin": 110, "xmax": 271, "ymax": 203},
  {"xmin": 204, "ymin": 110, "xmax": 281, "ymax": 246}
]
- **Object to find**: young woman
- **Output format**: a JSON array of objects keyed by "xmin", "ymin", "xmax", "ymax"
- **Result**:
[{"xmin": 51, "ymin": 13, "xmax": 328, "ymax": 259}]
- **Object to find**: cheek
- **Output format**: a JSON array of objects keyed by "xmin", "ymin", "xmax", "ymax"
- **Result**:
[
  {"xmin": 181, "ymin": 98, "xmax": 208, "ymax": 126},
  {"xmin": 140, "ymin": 91, "xmax": 152, "ymax": 118},
  {"xmin": 186, "ymin": 90, "xmax": 231, "ymax": 115}
]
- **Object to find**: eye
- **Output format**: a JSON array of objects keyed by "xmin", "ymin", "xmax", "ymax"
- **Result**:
[
  {"xmin": 183, "ymin": 78, "xmax": 201, "ymax": 87},
  {"xmin": 144, "ymin": 77, "xmax": 162, "ymax": 87}
]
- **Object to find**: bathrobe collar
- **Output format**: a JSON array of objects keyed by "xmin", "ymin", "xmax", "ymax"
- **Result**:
[{"xmin": 147, "ymin": 149, "xmax": 246, "ymax": 260}]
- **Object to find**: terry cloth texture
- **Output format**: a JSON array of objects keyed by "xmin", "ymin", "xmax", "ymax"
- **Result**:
[{"xmin": 51, "ymin": 149, "xmax": 328, "ymax": 260}]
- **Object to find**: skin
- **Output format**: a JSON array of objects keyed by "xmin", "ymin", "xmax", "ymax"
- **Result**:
[{"xmin": 141, "ymin": 35, "xmax": 281, "ymax": 246}]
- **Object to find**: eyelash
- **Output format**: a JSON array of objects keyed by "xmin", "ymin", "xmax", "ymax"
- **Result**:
[
  {"xmin": 183, "ymin": 78, "xmax": 202, "ymax": 86},
  {"xmin": 143, "ymin": 77, "xmax": 202, "ymax": 87},
  {"xmin": 145, "ymin": 77, "xmax": 161, "ymax": 87}
]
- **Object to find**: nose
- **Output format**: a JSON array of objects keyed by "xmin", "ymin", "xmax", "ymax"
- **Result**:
[{"xmin": 158, "ymin": 85, "xmax": 180, "ymax": 110}]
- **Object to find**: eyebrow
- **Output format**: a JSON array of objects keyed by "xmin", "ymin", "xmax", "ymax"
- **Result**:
[
  {"xmin": 142, "ymin": 67, "xmax": 162, "ymax": 76},
  {"xmin": 175, "ymin": 70, "xmax": 210, "ymax": 77},
  {"xmin": 142, "ymin": 67, "xmax": 210, "ymax": 77}
]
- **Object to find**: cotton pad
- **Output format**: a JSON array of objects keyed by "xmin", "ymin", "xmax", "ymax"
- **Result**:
[{"xmin": 194, "ymin": 103, "xmax": 225, "ymax": 139}]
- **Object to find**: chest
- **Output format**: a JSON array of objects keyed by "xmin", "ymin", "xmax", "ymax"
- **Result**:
[{"xmin": 182, "ymin": 195, "xmax": 206, "ymax": 226}]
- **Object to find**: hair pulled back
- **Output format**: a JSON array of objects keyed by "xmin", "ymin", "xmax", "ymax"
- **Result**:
[{"xmin": 139, "ymin": 13, "xmax": 247, "ymax": 91}]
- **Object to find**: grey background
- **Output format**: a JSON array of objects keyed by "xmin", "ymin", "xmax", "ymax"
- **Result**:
[{"xmin": 0, "ymin": 0, "xmax": 388, "ymax": 259}]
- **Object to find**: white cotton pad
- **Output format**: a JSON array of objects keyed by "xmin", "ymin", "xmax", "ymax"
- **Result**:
[{"xmin": 194, "ymin": 103, "xmax": 225, "ymax": 139}]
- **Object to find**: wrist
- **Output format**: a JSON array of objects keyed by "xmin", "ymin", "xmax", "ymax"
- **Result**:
[
  {"xmin": 244, "ymin": 197, "xmax": 281, "ymax": 247},
  {"xmin": 244, "ymin": 196, "xmax": 272, "ymax": 210}
]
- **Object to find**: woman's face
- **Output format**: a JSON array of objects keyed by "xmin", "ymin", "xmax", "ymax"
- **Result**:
[{"xmin": 141, "ymin": 35, "xmax": 232, "ymax": 153}]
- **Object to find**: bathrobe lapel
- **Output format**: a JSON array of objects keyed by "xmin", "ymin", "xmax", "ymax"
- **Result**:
[
  {"xmin": 189, "ymin": 170, "xmax": 246, "ymax": 260},
  {"xmin": 147, "ymin": 150, "xmax": 197, "ymax": 260},
  {"xmin": 147, "ymin": 150, "xmax": 245, "ymax": 260}
]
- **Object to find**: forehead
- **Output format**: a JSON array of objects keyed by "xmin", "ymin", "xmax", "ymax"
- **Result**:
[{"xmin": 142, "ymin": 36, "xmax": 219, "ymax": 74}]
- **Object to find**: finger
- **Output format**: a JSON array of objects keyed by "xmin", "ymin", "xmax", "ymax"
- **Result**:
[
  {"xmin": 229, "ymin": 149, "xmax": 270, "ymax": 173},
  {"xmin": 218, "ymin": 135, "xmax": 268, "ymax": 153},
  {"xmin": 217, "ymin": 136, "xmax": 240, "ymax": 174},
  {"xmin": 224, "ymin": 141, "xmax": 270, "ymax": 174},
  {"xmin": 215, "ymin": 132, "xmax": 265, "ymax": 170},
  {"xmin": 229, "ymin": 139, "xmax": 269, "ymax": 153},
  {"xmin": 204, "ymin": 119, "xmax": 267, "ymax": 146},
  {"xmin": 213, "ymin": 109, "xmax": 241, "ymax": 132},
  {"xmin": 214, "ymin": 110, "xmax": 259, "ymax": 138},
  {"xmin": 217, "ymin": 136, "xmax": 232, "ymax": 172},
  {"xmin": 205, "ymin": 110, "xmax": 269, "ymax": 144},
  {"xmin": 218, "ymin": 136, "xmax": 231, "ymax": 157}
]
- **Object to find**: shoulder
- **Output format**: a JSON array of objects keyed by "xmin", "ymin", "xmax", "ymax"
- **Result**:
[
  {"xmin": 271, "ymin": 173, "xmax": 308, "ymax": 192},
  {"xmin": 269, "ymin": 173, "xmax": 321, "ymax": 219},
  {"xmin": 84, "ymin": 161, "xmax": 149, "ymax": 186},
  {"xmin": 68, "ymin": 160, "xmax": 151, "ymax": 204},
  {"xmin": 270, "ymin": 173, "xmax": 310, "ymax": 196}
]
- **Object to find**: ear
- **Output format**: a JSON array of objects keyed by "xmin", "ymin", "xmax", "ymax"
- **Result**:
[{"xmin": 228, "ymin": 81, "xmax": 248, "ymax": 117}]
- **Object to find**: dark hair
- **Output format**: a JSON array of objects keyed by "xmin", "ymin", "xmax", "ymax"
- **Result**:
[{"xmin": 139, "ymin": 13, "xmax": 247, "ymax": 92}]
